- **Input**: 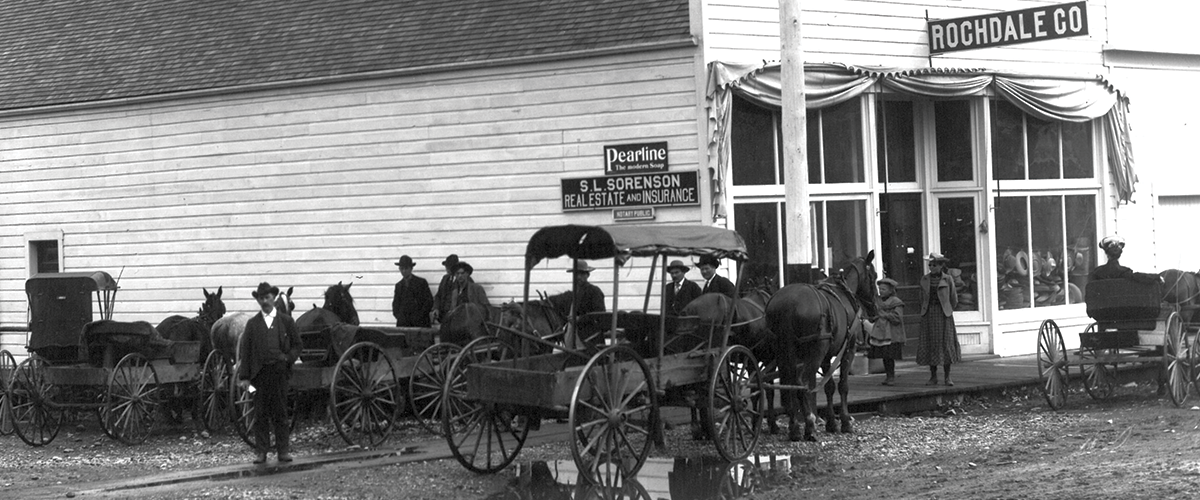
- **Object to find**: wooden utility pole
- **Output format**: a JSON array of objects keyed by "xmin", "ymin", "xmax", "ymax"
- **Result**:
[{"xmin": 780, "ymin": 0, "xmax": 813, "ymax": 284}]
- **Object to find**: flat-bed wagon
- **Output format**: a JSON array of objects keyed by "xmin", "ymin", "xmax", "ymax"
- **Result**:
[
  {"xmin": 1036, "ymin": 278, "xmax": 1200, "ymax": 408},
  {"xmin": 4, "ymin": 272, "xmax": 208, "ymax": 446},
  {"xmin": 440, "ymin": 224, "xmax": 765, "ymax": 484},
  {"xmin": 226, "ymin": 322, "xmax": 460, "ymax": 448}
]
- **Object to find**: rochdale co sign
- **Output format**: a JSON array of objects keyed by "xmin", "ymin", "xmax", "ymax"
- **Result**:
[{"xmin": 928, "ymin": 1, "xmax": 1087, "ymax": 54}]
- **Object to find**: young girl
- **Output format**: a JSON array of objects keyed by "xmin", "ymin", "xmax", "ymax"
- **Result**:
[{"xmin": 868, "ymin": 277, "xmax": 905, "ymax": 386}]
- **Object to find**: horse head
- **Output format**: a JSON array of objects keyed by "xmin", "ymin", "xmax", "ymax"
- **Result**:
[
  {"xmin": 277, "ymin": 286, "xmax": 295, "ymax": 317},
  {"xmin": 199, "ymin": 286, "xmax": 226, "ymax": 328},
  {"xmin": 832, "ymin": 250, "xmax": 878, "ymax": 318},
  {"xmin": 322, "ymin": 281, "xmax": 359, "ymax": 325}
]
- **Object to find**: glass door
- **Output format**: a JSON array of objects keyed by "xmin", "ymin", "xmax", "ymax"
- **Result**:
[{"xmin": 932, "ymin": 194, "xmax": 982, "ymax": 323}]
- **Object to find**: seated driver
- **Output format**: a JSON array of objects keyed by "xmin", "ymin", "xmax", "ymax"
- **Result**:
[{"xmin": 1089, "ymin": 235, "xmax": 1162, "ymax": 284}]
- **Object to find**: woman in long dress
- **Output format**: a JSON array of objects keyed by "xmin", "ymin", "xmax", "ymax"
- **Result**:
[{"xmin": 917, "ymin": 252, "xmax": 961, "ymax": 386}]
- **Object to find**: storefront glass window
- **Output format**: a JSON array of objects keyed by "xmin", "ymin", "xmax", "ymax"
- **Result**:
[
  {"xmin": 991, "ymin": 100, "xmax": 1093, "ymax": 181},
  {"xmin": 733, "ymin": 202, "xmax": 784, "ymax": 291},
  {"xmin": 1062, "ymin": 121, "xmax": 1094, "ymax": 179},
  {"xmin": 809, "ymin": 98, "xmax": 864, "ymax": 184},
  {"xmin": 731, "ymin": 98, "xmax": 781, "ymax": 186},
  {"xmin": 876, "ymin": 100, "xmax": 916, "ymax": 183},
  {"xmin": 814, "ymin": 200, "xmax": 869, "ymax": 275},
  {"xmin": 991, "ymin": 100, "xmax": 1025, "ymax": 180},
  {"xmin": 996, "ymin": 194, "xmax": 1094, "ymax": 310},
  {"xmin": 935, "ymin": 101, "xmax": 972, "ymax": 182},
  {"xmin": 938, "ymin": 197, "xmax": 978, "ymax": 311}
]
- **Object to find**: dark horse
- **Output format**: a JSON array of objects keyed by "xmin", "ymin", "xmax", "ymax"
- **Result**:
[
  {"xmin": 156, "ymin": 287, "xmax": 226, "ymax": 357},
  {"xmin": 1161, "ymin": 269, "xmax": 1200, "ymax": 323},
  {"xmin": 765, "ymin": 252, "xmax": 877, "ymax": 442},
  {"xmin": 496, "ymin": 292, "xmax": 573, "ymax": 354},
  {"xmin": 295, "ymin": 282, "xmax": 362, "ymax": 361}
]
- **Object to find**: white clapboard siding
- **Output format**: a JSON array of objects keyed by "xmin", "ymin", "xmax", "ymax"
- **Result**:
[
  {"xmin": 704, "ymin": 0, "xmax": 1108, "ymax": 75},
  {"xmin": 0, "ymin": 47, "xmax": 707, "ymax": 332}
]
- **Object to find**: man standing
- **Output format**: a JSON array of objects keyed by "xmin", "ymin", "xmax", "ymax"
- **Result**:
[
  {"xmin": 450, "ymin": 261, "xmax": 490, "ymax": 310},
  {"xmin": 431, "ymin": 254, "xmax": 459, "ymax": 324},
  {"xmin": 237, "ymin": 282, "xmax": 301, "ymax": 464},
  {"xmin": 568, "ymin": 261, "xmax": 606, "ymax": 316},
  {"xmin": 392, "ymin": 255, "xmax": 433, "ymax": 327},
  {"xmin": 663, "ymin": 260, "xmax": 701, "ymax": 315},
  {"xmin": 697, "ymin": 255, "xmax": 737, "ymax": 298}
]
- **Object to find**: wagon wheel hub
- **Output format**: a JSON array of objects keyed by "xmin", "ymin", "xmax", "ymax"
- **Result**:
[{"xmin": 607, "ymin": 410, "xmax": 624, "ymax": 426}]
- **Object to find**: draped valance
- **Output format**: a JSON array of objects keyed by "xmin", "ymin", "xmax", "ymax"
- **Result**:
[{"xmin": 704, "ymin": 61, "xmax": 1136, "ymax": 219}]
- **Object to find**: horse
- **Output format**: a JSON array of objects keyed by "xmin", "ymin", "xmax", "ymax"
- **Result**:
[
  {"xmin": 1161, "ymin": 269, "xmax": 1200, "ymax": 323},
  {"xmin": 210, "ymin": 287, "xmax": 295, "ymax": 362},
  {"xmin": 498, "ymin": 297, "xmax": 570, "ymax": 355},
  {"xmin": 294, "ymin": 282, "xmax": 364, "ymax": 364},
  {"xmin": 765, "ymin": 252, "xmax": 878, "ymax": 442},
  {"xmin": 156, "ymin": 287, "xmax": 226, "ymax": 357}
]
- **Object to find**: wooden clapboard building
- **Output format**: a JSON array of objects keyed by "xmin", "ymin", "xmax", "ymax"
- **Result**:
[{"xmin": 0, "ymin": 0, "xmax": 1187, "ymax": 358}]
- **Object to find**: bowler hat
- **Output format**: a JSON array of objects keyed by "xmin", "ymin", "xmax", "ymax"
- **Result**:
[
  {"xmin": 666, "ymin": 260, "xmax": 690, "ymax": 273},
  {"xmin": 442, "ymin": 254, "xmax": 460, "ymax": 267},
  {"xmin": 877, "ymin": 277, "xmax": 898, "ymax": 288},
  {"xmin": 695, "ymin": 254, "xmax": 721, "ymax": 268},
  {"xmin": 394, "ymin": 255, "xmax": 416, "ymax": 268},
  {"xmin": 925, "ymin": 252, "xmax": 949, "ymax": 263},
  {"xmin": 566, "ymin": 261, "xmax": 596, "ymax": 273},
  {"xmin": 451, "ymin": 261, "xmax": 474, "ymax": 275},
  {"xmin": 251, "ymin": 282, "xmax": 280, "ymax": 299},
  {"xmin": 1099, "ymin": 235, "xmax": 1125, "ymax": 251}
]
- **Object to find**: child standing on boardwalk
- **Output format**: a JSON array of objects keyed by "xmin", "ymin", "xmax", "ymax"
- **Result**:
[{"xmin": 868, "ymin": 277, "xmax": 905, "ymax": 386}]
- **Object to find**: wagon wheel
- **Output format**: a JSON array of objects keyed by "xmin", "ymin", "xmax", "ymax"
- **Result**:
[
  {"xmin": 1190, "ymin": 328, "xmax": 1200, "ymax": 396},
  {"xmin": 229, "ymin": 375, "xmax": 257, "ymax": 448},
  {"xmin": 705, "ymin": 345, "xmax": 763, "ymax": 462},
  {"xmin": 104, "ymin": 352, "xmax": 161, "ymax": 445},
  {"xmin": 9, "ymin": 355, "xmax": 62, "ymax": 446},
  {"xmin": 441, "ymin": 336, "xmax": 528, "ymax": 473},
  {"xmin": 409, "ymin": 342, "xmax": 461, "ymax": 436},
  {"xmin": 569, "ymin": 345, "xmax": 656, "ymax": 486},
  {"xmin": 1078, "ymin": 324, "xmax": 1117, "ymax": 400},
  {"xmin": 331, "ymin": 342, "xmax": 401, "ymax": 447},
  {"xmin": 573, "ymin": 474, "xmax": 652, "ymax": 500},
  {"xmin": 0, "ymin": 350, "xmax": 16, "ymax": 435},
  {"xmin": 1036, "ymin": 319, "xmax": 1069, "ymax": 410},
  {"xmin": 1163, "ymin": 312, "xmax": 1191, "ymax": 407},
  {"xmin": 199, "ymin": 350, "xmax": 233, "ymax": 433}
]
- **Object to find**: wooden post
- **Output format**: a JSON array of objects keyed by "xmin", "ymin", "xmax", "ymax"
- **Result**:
[{"xmin": 780, "ymin": 0, "xmax": 813, "ymax": 284}]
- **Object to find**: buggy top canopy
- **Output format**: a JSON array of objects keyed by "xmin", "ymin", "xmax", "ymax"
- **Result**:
[
  {"xmin": 524, "ymin": 224, "xmax": 748, "ymax": 270},
  {"xmin": 25, "ymin": 271, "xmax": 118, "ymax": 293}
]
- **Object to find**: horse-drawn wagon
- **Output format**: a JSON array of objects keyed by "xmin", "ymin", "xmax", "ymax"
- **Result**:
[
  {"xmin": 438, "ymin": 224, "xmax": 766, "ymax": 484},
  {"xmin": 4, "ymin": 271, "xmax": 212, "ymax": 446},
  {"xmin": 1036, "ymin": 278, "xmax": 1200, "ymax": 408}
]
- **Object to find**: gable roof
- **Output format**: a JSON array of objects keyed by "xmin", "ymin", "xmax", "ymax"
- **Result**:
[{"xmin": 0, "ymin": 0, "xmax": 692, "ymax": 112}]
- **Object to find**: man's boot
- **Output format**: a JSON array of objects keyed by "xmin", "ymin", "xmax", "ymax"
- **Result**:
[
  {"xmin": 277, "ymin": 446, "xmax": 293, "ymax": 463},
  {"xmin": 253, "ymin": 450, "xmax": 268, "ymax": 464}
]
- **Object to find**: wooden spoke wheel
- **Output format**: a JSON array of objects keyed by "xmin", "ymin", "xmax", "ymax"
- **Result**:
[
  {"xmin": 1164, "ymin": 312, "xmax": 1191, "ymax": 407},
  {"xmin": 1080, "ymin": 324, "xmax": 1117, "ymax": 401},
  {"xmin": 409, "ymin": 342, "xmax": 461, "ymax": 436},
  {"xmin": 330, "ymin": 342, "xmax": 401, "ymax": 448},
  {"xmin": 104, "ymin": 353, "xmax": 161, "ymax": 445},
  {"xmin": 229, "ymin": 374, "xmax": 257, "ymax": 448},
  {"xmin": 9, "ymin": 355, "xmax": 61, "ymax": 446},
  {"xmin": 199, "ymin": 350, "xmax": 233, "ymax": 433},
  {"xmin": 1036, "ymin": 320, "xmax": 1069, "ymax": 410},
  {"xmin": 1189, "ymin": 329, "xmax": 1200, "ymax": 396},
  {"xmin": 572, "ymin": 474, "xmax": 652, "ymax": 500},
  {"xmin": 569, "ymin": 345, "xmax": 656, "ymax": 486},
  {"xmin": 0, "ymin": 350, "xmax": 17, "ymax": 436},
  {"xmin": 441, "ymin": 337, "xmax": 528, "ymax": 473},
  {"xmin": 705, "ymin": 345, "xmax": 763, "ymax": 462}
]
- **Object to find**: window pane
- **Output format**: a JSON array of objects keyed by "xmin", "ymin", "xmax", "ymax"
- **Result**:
[
  {"xmin": 1027, "ymin": 114, "xmax": 1060, "ymax": 180},
  {"xmin": 879, "ymin": 193, "xmax": 923, "ymax": 286},
  {"xmin": 732, "ymin": 97, "xmax": 778, "ymax": 186},
  {"xmin": 34, "ymin": 241, "xmax": 59, "ymax": 274},
  {"xmin": 1030, "ymin": 196, "xmax": 1065, "ymax": 308},
  {"xmin": 811, "ymin": 202, "xmax": 826, "ymax": 272},
  {"xmin": 807, "ymin": 112, "xmax": 821, "ymax": 183},
  {"xmin": 825, "ymin": 200, "xmax": 869, "ymax": 272},
  {"xmin": 995, "ymin": 197, "xmax": 1030, "ymax": 310},
  {"xmin": 877, "ymin": 101, "xmax": 916, "ymax": 183},
  {"xmin": 822, "ymin": 99, "xmax": 864, "ymax": 183},
  {"xmin": 1062, "ymin": 120, "xmax": 1093, "ymax": 179},
  {"xmin": 991, "ymin": 100, "xmax": 1025, "ymax": 180},
  {"xmin": 734, "ymin": 203, "xmax": 782, "ymax": 290},
  {"xmin": 935, "ymin": 101, "xmax": 973, "ymax": 182},
  {"xmin": 1065, "ymin": 195, "xmax": 1096, "ymax": 300},
  {"xmin": 938, "ymin": 198, "xmax": 978, "ymax": 311}
]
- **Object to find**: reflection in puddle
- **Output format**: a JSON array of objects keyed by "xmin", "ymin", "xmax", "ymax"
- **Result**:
[{"xmin": 486, "ymin": 455, "xmax": 794, "ymax": 500}]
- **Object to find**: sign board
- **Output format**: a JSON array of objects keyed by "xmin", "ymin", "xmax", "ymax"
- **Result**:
[
  {"xmin": 603, "ymin": 142, "xmax": 669, "ymax": 175},
  {"xmin": 613, "ymin": 207, "xmax": 655, "ymax": 222},
  {"xmin": 928, "ymin": 2, "xmax": 1087, "ymax": 54},
  {"xmin": 561, "ymin": 171, "xmax": 699, "ymax": 212}
]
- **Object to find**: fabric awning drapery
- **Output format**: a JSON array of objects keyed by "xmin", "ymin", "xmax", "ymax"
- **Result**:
[{"xmin": 704, "ymin": 61, "xmax": 1137, "ymax": 219}]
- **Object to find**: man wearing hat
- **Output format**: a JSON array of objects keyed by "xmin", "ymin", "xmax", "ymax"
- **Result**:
[
  {"xmin": 567, "ymin": 261, "xmax": 606, "ymax": 317},
  {"xmin": 663, "ymin": 260, "xmax": 701, "ymax": 316},
  {"xmin": 431, "ymin": 254, "xmax": 459, "ymax": 324},
  {"xmin": 697, "ymin": 254, "xmax": 737, "ymax": 298},
  {"xmin": 1090, "ymin": 235, "xmax": 1162, "ymax": 284},
  {"xmin": 449, "ymin": 261, "xmax": 490, "ymax": 311},
  {"xmin": 392, "ymin": 255, "xmax": 433, "ymax": 327},
  {"xmin": 237, "ymin": 282, "xmax": 302, "ymax": 464}
]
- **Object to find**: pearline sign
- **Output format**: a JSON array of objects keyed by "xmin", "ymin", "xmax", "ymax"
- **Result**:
[
  {"xmin": 603, "ymin": 142, "xmax": 668, "ymax": 175},
  {"xmin": 562, "ymin": 171, "xmax": 699, "ymax": 211},
  {"xmin": 928, "ymin": 1, "xmax": 1088, "ymax": 54}
]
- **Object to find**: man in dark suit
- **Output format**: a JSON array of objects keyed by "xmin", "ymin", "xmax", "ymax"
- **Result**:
[
  {"xmin": 431, "ymin": 254, "xmax": 459, "ymax": 324},
  {"xmin": 392, "ymin": 255, "xmax": 433, "ymax": 327},
  {"xmin": 237, "ymin": 282, "xmax": 302, "ymax": 464},
  {"xmin": 663, "ymin": 260, "xmax": 701, "ymax": 315},
  {"xmin": 697, "ymin": 254, "xmax": 737, "ymax": 298},
  {"xmin": 567, "ymin": 261, "xmax": 606, "ymax": 316}
]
